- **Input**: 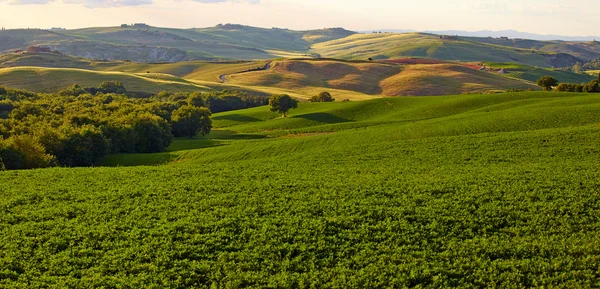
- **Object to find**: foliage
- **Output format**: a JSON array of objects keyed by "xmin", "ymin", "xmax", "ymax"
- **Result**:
[
  {"xmin": 269, "ymin": 94, "xmax": 298, "ymax": 117},
  {"xmin": 171, "ymin": 106, "xmax": 213, "ymax": 138},
  {"xmin": 555, "ymin": 83, "xmax": 584, "ymax": 92},
  {"xmin": 0, "ymin": 135, "xmax": 55, "ymax": 170},
  {"xmin": 536, "ymin": 76, "xmax": 558, "ymax": 91},
  {"xmin": 58, "ymin": 84, "xmax": 86, "ymax": 97},
  {"xmin": 2, "ymin": 92, "xmax": 600, "ymax": 287},
  {"xmin": 583, "ymin": 80, "xmax": 600, "ymax": 93},
  {"xmin": 309, "ymin": 91, "xmax": 335, "ymax": 102},
  {"xmin": 555, "ymin": 80, "xmax": 600, "ymax": 93}
]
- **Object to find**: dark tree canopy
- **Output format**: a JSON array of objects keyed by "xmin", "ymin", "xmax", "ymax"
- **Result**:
[
  {"xmin": 310, "ymin": 91, "xmax": 335, "ymax": 102},
  {"xmin": 269, "ymin": 94, "xmax": 298, "ymax": 117},
  {"xmin": 537, "ymin": 76, "xmax": 558, "ymax": 91},
  {"xmin": 171, "ymin": 106, "xmax": 213, "ymax": 138}
]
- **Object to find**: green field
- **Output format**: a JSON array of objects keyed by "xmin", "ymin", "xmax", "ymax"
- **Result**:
[
  {"xmin": 484, "ymin": 62, "xmax": 595, "ymax": 83},
  {"xmin": 2, "ymin": 91, "xmax": 600, "ymax": 287},
  {"xmin": 311, "ymin": 33, "xmax": 565, "ymax": 67},
  {"xmin": 0, "ymin": 66, "xmax": 211, "ymax": 93},
  {"xmin": 0, "ymin": 54, "xmax": 542, "ymax": 98}
]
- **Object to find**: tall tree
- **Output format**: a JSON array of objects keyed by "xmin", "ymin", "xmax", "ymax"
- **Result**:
[
  {"xmin": 269, "ymin": 94, "xmax": 298, "ymax": 117},
  {"xmin": 536, "ymin": 76, "xmax": 558, "ymax": 91}
]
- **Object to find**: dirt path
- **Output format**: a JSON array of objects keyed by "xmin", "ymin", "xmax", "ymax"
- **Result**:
[{"xmin": 219, "ymin": 61, "xmax": 271, "ymax": 83}]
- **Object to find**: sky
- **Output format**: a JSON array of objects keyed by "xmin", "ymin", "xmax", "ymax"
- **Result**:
[{"xmin": 0, "ymin": 0, "xmax": 597, "ymax": 37}]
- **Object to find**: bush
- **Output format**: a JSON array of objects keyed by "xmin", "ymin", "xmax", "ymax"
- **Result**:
[
  {"xmin": 555, "ymin": 83, "xmax": 584, "ymax": 92},
  {"xmin": 130, "ymin": 113, "xmax": 173, "ymax": 153},
  {"xmin": 0, "ymin": 135, "xmax": 55, "ymax": 170},
  {"xmin": 537, "ymin": 76, "xmax": 558, "ymax": 91},
  {"xmin": 171, "ymin": 106, "xmax": 212, "ymax": 138},
  {"xmin": 37, "ymin": 125, "xmax": 109, "ymax": 167},
  {"xmin": 58, "ymin": 84, "xmax": 87, "ymax": 97},
  {"xmin": 583, "ymin": 80, "xmax": 600, "ymax": 93},
  {"xmin": 309, "ymin": 92, "xmax": 335, "ymax": 102}
]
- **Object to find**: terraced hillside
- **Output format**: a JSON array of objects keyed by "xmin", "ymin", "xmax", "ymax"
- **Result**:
[
  {"xmin": 3, "ymin": 92, "xmax": 600, "ymax": 287},
  {"xmin": 312, "ymin": 33, "xmax": 582, "ymax": 68}
]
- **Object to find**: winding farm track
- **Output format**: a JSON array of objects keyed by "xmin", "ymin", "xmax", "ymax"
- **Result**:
[{"xmin": 219, "ymin": 61, "xmax": 272, "ymax": 83}]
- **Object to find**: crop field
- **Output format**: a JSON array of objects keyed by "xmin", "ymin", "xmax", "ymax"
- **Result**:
[{"xmin": 2, "ymin": 92, "xmax": 600, "ymax": 287}]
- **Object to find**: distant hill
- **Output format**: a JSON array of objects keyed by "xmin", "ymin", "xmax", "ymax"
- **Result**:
[
  {"xmin": 3, "ymin": 53, "xmax": 593, "ymax": 98},
  {"xmin": 225, "ymin": 59, "xmax": 536, "ymax": 97},
  {"xmin": 312, "ymin": 33, "xmax": 592, "ymax": 68},
  {"xmin": 369, "ymin": 29, "xmax": 600, "ymax": 42},
  {"xmin": 0, "ymin": 25, "xmax": 356, "ymax": 62}
]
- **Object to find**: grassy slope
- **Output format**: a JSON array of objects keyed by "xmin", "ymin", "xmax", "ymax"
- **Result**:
[
  {"xmin": 484, "ymin": 62, "xmax": 595, "ymax": 83},
  {"xmin": 312, "ymin": 33, "xmax": 557, "ymax": 67},
  {"xmin": 226, "ymin": 60, "xmax": 535, "ymax": 97},
  {"xmin": 0, "ymin": 54, "xmax": 539, "ymax": 98},
  {"xmin": 0, "ymin": 67, "xmax": 211, "ymax": 93},
  {"xmin": 462, "ymin": 37, "xmax": 600, "ymax": 61},
  {"xmin": 4, "ymin": 92, "xmax": 600, "ymax": 287},
  {"xmin": 57, "ymin": 26, "xmax": 356, "ymax": 60}
]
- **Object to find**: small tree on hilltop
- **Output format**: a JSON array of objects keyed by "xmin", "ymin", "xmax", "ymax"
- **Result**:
[
  {"xmin": 309, "ymin": 91, "xmax": 335, "ymax": 102},
  {"xmin": 171, "ymin": 105, "xmax": 212, "ymax": 138},
  {"xmin": 536, "ymin": 76, "xmax": 558, "ymax": 91},
  {"xmin": 269, "ymin": 94, "xmax": 298, "ymax": 117}
]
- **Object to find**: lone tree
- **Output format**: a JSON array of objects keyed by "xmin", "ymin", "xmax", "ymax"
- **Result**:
[
  {"xmin": 269, "ymin": 94, "xmax": 298, "ymax": 117},
  {"xmin": 309, "ymin": 91, "xmax": 335, "ymax": 102},
  {"xmin": 171, "ymin": 106, "xmax": 213, "ymax": 138},
  {"xmin": 536, "ymin": 76, "xmax": 558, "ymax": 91}
]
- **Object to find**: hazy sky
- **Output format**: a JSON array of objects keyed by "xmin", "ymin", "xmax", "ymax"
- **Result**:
[{"xmin": 0, "ymin": 0, "xmax": 597, "ymax": 36}]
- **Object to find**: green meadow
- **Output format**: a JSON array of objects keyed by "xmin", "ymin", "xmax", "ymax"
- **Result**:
[{"xmin": 2, "ymin": 91, "xmax": 600, "ymax": 287}]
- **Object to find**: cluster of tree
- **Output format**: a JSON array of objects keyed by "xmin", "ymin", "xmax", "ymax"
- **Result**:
[
  {"xmin": 0, "ymin": 84, "xmax": 267, "ymax": 170},
  {"xmin": 58, "ymin": 81, "xmax": 127, "ymax": 97},
  {"xmin": 581, "ymin": 58, "xmax": 600, "ymax": 70},
  {"xmin": 155, "ymin": 90, "xmax": 268, "ymax": 113},
  {"xmin": 537, "ymin": 76, "xmax": 600, "ymax": 93},
  {"xmin": 309, "ymin": 92, "xmax": 335, "ymax": 102}
]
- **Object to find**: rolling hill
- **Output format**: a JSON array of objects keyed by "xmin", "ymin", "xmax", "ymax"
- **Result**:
[
  {"xmin": 0, "ymin": 25, "xmax": 355, "ymax": 62},
  {"xmin": 311, "ymin": 33, "xmax": 584, "ymax": 68},
  {"xmin": 225, "ymin": 59, "xmax": 536, "ymax": 97},
  {"xmin": 1, "ymin": 25, "xmax": 599, "ymax": 67},
  {"xmin": 0, "ymin": 54, "xmax": 545, "ymax": 98},
  {"xmin": 0, "ymin": 66, "xmax": 211, "ymax": 94},
  {"xmin": 4, "ymin": 91, "xmax": 600, "ymax": 287}
]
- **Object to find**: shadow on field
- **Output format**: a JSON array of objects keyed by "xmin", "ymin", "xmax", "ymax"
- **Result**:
[
  {"xmin": 166, "ymin": 139, "xmax": 224, "ymax": 152},
  {"xmin": 212, "ymin": 114, "xmax": 261, "ymax": 123},
  {"xmin": 208, "ymin": 130, "xmax": 268, "ymax": 140},
  {"xmin": 295, "ymin": 113, "xmax": 351, "ymax": 124}
]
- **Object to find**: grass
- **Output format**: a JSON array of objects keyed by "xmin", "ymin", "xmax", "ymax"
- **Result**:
[
  {"xmin": 484, "ymin": 62, "xmax": 595, "ymax": 83},
  {"xmin": 226, "ymin": 60, "xmax": 535, "ymax": 97},
  {"xmin": 0, "ymin": 66, "xmax": 211, "ymax": 93},
  {"xmin": 586, "ymin": 70, "xmax": 600, "ymax": 76},
  {"xmin": 3, "ymin": 92, "xmax": 600, "ymax": 287},
  {"xmin": 312, "ymin": 33, "xmax": 558, "ymax": 67}
]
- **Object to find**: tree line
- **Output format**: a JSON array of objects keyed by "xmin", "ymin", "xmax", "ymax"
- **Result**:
[
  {"xmin": 0, "ymin": 82, "xmax": 268, "ymax": 170},
  {"xmin": 537, "ymin": 76, "xmax": 600, "ymax": 93}
]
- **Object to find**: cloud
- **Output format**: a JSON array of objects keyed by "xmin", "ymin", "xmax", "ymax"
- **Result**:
[
  {"xmin": 1, "ymin": 0, "xmax": 55, "ymax": 4},
  {"xmin": 192, "ymin": 0, "xmax": 260, "ymax": 3},
  {"xmin": 64, "ymin": 0, "xmax": 151, "ymax": 8},
  {"xmin": 0, "ymin": 0, "xmax": 258, "ymax": 7}
]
